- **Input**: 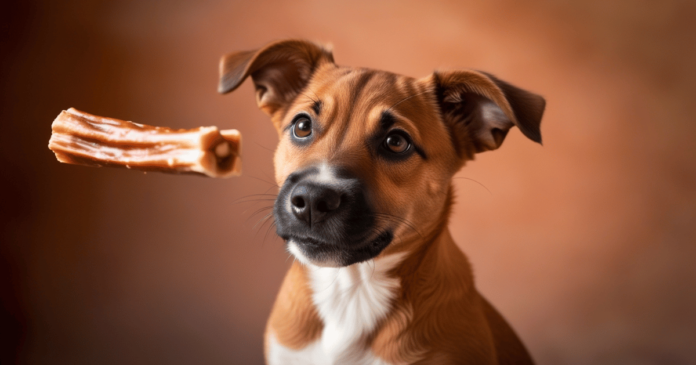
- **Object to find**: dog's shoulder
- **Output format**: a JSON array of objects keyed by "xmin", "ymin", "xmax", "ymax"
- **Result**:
[{"xmin": 480, "ymin": 295, "xmax": 535, "ymax": 365}]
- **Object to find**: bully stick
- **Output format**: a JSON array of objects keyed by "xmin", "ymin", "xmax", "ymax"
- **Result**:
[{"xmin": 48, "ymin": 108, "xmax": 241, "ymax": 178}]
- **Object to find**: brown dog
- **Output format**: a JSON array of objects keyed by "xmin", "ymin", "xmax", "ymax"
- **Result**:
[{"xmin": 219, "ymin": 40, "xmax": 544, "ymax": 364}]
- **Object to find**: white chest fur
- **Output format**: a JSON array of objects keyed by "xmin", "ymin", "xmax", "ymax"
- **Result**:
[{"xmin": 268, "ymin": 253, "xmax": 405, "ymax": 365}]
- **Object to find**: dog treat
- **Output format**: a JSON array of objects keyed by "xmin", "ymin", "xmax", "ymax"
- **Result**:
[{"xmin": 48, "ymin": 108, "xmax": 241, "ymax": 178}]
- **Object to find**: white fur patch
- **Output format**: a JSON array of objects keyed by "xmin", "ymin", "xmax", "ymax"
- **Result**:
[
  {"xmin": 267, "ymin": 333, "xmax": 394, "ymax": 365},
  {"xmin": 269, "ymin": 254, "xmax": 405, "ymax": 364},
  {"xmin": 287, "ymin": 239, "xmax": 311, "ymax": 266},
  {"xmin": 267, "ymin": 333, "xmax": 325, "ymax": 365},
  {"xmin": 266, "ymin": 335, "xmax": 391, "ymax": 365},
  {"xmin": 315, "ymin": 161, "xmax": 336, "ymax": 184},
  {"xmin": 310, "ymin": 253, "xmax": 406, "ymax": 364},
  {"xmin": 287, "ymin": 239, "xmax": 341, "ymax": 267}
]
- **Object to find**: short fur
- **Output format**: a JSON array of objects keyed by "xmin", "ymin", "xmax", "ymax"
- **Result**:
[{"xmin": 219, "ymin": 39, "xmax": 545, "ymax": 364}]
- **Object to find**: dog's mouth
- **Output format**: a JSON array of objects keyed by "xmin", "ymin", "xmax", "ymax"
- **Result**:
[{"xmin": 286, "ymin": 230, "xmax": 394, "ymax": 267}]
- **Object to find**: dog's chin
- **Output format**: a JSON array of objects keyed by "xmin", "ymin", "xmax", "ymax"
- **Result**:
[
  {"xmin": 286, "ymin": 231, "xmax": 394, "ymax": 267},
  {"xmin": 287, "ymin": 240, "xmax": 342, "ymax": 268}
]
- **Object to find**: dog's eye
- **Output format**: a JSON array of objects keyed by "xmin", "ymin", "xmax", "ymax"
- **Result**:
[
  {"xmin": 293, "ymin": 117, "xmax": 312, "ymax": 138},
  {"xmin": 383, "ymin": 132, "xmax": 410, "ymax": 154}
]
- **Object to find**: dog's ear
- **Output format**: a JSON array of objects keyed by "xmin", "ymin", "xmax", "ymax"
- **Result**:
[
  {"xmin": 218, "ymin": 40, "xmax": 334, "ymax": 116},
  {"xmin": 432, "ymin": 70, "xmax": 545, "ymax": 158}
]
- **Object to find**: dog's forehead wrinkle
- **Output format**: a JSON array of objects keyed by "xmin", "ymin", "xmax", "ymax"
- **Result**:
[
  {"xmin": 331, "ymin": 71, "xmax": 377, "ymax": 146},
  {"xmin": 390, "ymin": 75, "xmax": 418, "ymax": 106}
]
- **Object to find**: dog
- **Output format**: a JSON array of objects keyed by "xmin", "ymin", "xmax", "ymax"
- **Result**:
[{"xmin": 218, "ymin": 39, "xmax": 544, "ymax": 365}]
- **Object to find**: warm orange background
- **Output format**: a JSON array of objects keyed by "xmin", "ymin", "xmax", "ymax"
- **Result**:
[{"xmin": 2, "ymin": 1, "xmax": 695, "ymax": 364}]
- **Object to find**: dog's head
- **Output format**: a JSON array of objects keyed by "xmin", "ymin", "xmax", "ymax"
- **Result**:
[{"xmin": 219, "ymin": 40, "xmax": 544, "ymax": 267}]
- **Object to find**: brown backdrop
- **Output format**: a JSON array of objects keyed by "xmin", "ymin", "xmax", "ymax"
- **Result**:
[{"xmin": 2, "ymin": 1, "xmax": 696, "ymax": 364}]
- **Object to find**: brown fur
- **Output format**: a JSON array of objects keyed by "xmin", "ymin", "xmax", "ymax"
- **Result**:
[
  {"xmin": 265, "ymin": 263, "xmax": 323, "ymax": 350},
  {"xmin": 220, "ymin": 40, "xmax": 544, "ymax": 364}
]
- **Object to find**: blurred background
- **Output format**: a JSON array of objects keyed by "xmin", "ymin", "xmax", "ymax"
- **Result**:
[{"xmin": 1, "ymin": 0, "xmax": 695, "ymax": 364}]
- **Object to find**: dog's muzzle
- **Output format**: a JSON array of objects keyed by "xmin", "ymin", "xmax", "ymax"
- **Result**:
[{"xmin": 274, "ymin": 165, "xmax": 392, "ymax": 266}]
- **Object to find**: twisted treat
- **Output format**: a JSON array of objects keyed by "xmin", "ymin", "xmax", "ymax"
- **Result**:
[{"xmin": 48, "ymin": 108, "xmax": 241, "ymax": 178}]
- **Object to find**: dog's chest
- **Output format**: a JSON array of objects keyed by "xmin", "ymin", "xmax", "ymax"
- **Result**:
[{"xmin": 268, "ymin": 254, "xmax": 405, "ymax": 365}]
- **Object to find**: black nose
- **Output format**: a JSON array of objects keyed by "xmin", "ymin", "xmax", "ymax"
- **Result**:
[{"xmin": 290, "ymin": 182, "xmax": 343, "ymax": 226}]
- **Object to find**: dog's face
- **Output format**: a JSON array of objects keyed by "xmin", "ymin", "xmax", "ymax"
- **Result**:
[
  {"xmin": 219, "ymin": 40, "xmax": 544, "ymax": 267},
  {"xmin": 270, "ymin": 67, "xmax": 458, "ymax": 267}
]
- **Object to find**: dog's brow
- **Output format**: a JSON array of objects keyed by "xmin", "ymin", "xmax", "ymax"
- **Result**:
[
  {"xmin": 379, "ymin": 111, "xmax": 396, "ymax": 131},
  {"xmin": 345, "ymin": 72, "xmax": 375, "ymax": 120},
  {"xmin": 312, "ymin": 100, "xmax": 322, "ymax": 115}
]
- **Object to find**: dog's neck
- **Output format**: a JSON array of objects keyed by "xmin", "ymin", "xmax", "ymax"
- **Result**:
[
  {"xmin": 308, "ymin": 251, "xmax": 406, "ymax": 363},
  {"xmin": 303, "ymin": 226, "xmax": 472, "ymax": 364}
]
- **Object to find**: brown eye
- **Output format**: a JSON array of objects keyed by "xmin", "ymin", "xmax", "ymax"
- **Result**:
[
  {"xmin": 384, "ymin": 133, "xmax": 410, "ymax": 153},
  {"xmin": 293, "ymin": 117, "xmax": 312, "ymax": 138}
]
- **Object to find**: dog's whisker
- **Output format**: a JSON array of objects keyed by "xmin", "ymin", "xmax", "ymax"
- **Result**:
[
  {"xmin": 232, "ymin": 193, "xmax": 278, "ymax": 202},
  {"xmin": 247, "ymin": 206, "xmax": 274, "ymax": 225},
  {"xmin": 252, "ymin": 140, "xmax": 276, "ymax": 154},
  {"xmin": 386, "ymin": 89, "xmax": 430, "ymax": 113},
  {"xmin": 246, "ymin": 174, "xmax": 280, "ymax": 188},
  {"xmin": 372, "ymin": 213, "xmax": 423, "ymax": 238},
  {"xmin": 232, "ymin": 198, "xmax": 277, "ymax": 209},
  {"xmin": 230, "ymin": 193, "xmax": 278, "ymax": 205},
  {"xmin": 262, "ymin": 217, "xmax": 278, "ymax": 245},
  {"xmin": 453, "ymin": 176, "xmax": 493, "ymax": 196},
  {"xmin": 258, "ymin": 217, "xmax": 275, "ymax": 248},
  {"xmin": 256, "ymin": 215, "xmax": 274, "ymax": 248},
  {"xmin": 252, "ymin": 213, "xmax": 274, "ymax": 244},
  {"xmin": 246, "ymin": 204, "xmax": 274, "ymax": 215},
  {"xmin": 262, "ymin": 170, "xmax": 280, "ymax": 185},
  {"xmin": 232, "ymin": 198, "xmax": 277, "ymax": 206},
  {"xmin": 252, "ymin": 212, "xmax": 273, "ymax": 229}
]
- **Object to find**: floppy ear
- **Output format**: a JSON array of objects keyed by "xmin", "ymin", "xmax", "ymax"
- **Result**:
[
  {"xmin": 218, "ymin": 39, "xmax": 334, "ymax": 116},
  {"xmin": 432, "ymin": 70, "xmax": 545, "ymax": 158}
]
